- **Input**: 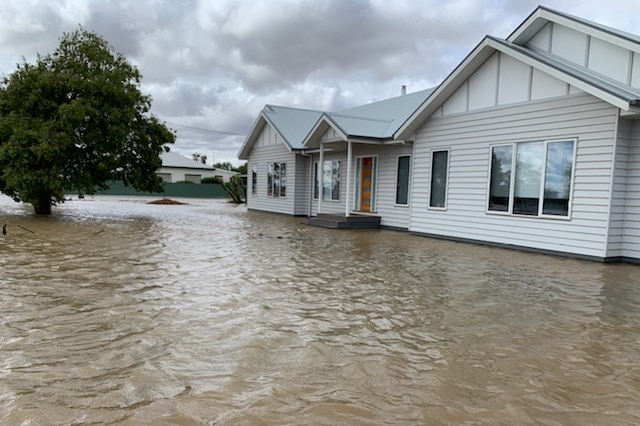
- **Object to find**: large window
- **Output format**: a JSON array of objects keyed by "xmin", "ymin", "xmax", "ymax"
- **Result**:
[
  {"xmin": 267, "ymin": 162, "xmax": 286, "ymax": 197},
  {"xmin": 251, "ymin": 165, "xmax": 257, "ymax": 195},
  {"xmin": 157, "ymin": 173, "xmax": 172, "ymax": 183},
  {"xmin": 184, "ymin": 174, "xmax": 201, "ymax": 184},
  {"xmin": 429, "ymin": 150, "xmax": 449, "ymax": 209},
  {"xmin": 488, "ymin": 139, "xmax": 575, "ymax": 217},
  {"xmin": 396, "ymin": 155, "xmax": 411, "ymax": 205},
  {"xmin": 322, "ymin": 160, "xmax": 340, "ymax": 201}
]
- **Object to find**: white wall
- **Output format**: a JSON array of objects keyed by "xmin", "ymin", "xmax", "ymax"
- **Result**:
[
  {"xmin": 608, "ymin": 116, "xmax": 630, "ymax": 258},
  {"xmin": 440, "ymin": 52, "xmax": 573, "ymax": 117},
  {"xmin": 411, "ymin": 92, "xmax": 618, "ymax": 259},
  {"xmin": 157, "ymin": 166, "xmax": 231, "ymax": 183},
  {"xmin": 620, "ymin": 119, "xmax": 640, "ymax": 260},
  {"xmin": 246, "ymin": 125, "xmax": 298, "ymax": 215}
]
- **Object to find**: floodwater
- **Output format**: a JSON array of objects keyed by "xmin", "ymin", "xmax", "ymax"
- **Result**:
[{"xmin": 1, "ymin": 195, "xmax": 639, "ymax": 425}]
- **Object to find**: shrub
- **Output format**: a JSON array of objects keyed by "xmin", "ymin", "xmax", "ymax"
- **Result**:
[{"xmin": 201, "ymin": 177, "xmax": 222, "ymax": 184}]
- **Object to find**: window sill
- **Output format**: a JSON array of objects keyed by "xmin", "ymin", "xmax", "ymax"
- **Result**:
[{"xmin": 485, "ymin": 210, "xmax": 572, "ymax": 220}]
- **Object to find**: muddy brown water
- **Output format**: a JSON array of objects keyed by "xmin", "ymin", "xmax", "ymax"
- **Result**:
[{"xmin": 1, "ymin": 195, "xmax": 639, "ymax": 425}]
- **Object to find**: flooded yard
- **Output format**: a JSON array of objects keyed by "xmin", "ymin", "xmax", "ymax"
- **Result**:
[{"xmin": 1, "ymin": 195, "xmax": 639, "ymax": 425}]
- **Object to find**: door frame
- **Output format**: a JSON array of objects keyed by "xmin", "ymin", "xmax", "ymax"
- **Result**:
[{"xmin": 354, "ymin": 155, "xmax": 378, "ymax": 213}]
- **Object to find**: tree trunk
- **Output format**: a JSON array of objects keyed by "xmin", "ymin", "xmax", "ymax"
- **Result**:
[{"xmin": 32, "ymin": 193, "xmax": 52, "ymax": 215}]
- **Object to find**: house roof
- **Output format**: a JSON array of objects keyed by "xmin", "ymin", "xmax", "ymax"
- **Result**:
[
  {"xmin": 237, "ymin": 105, "xmax": 323, "ymax": 159},
  {"xmin": 329, "ymin": 88, "xmax": 435, "ymax": 138},
  {"xmin": 302, "ymin": 89, "xmax": 434, "ymax": 148},
  {"xmin": 396, "ymin": 6, "xmax": 640, "ymax": 140},
  {"xmin": 160, "ymin": 151, "xmax": 214, "ymax": 170}
]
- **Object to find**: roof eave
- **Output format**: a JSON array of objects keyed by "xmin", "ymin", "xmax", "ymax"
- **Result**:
[
  {"xmin": 237, "ymin": 114, "xmax": 267, "ymax": 160},
  {"xmin": 509, "ymin": 6, "xmax": 640, "ymax": 53},
  {"xmin": 302, "ymin": 114, "xmax": 349, "ymax": 148}
]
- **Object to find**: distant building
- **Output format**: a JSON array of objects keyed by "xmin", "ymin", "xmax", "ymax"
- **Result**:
[{"xmin": 159, "ymin": 151, "xmax": 238, "ymax": 183}]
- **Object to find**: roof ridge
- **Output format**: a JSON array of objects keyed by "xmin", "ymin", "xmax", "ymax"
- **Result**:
[
  {"xmin": 264, "ymin": 104, "xmax": 326, "ymax": 114},
  {"xmin": 327, "ymin": 112, "xmax": 393, "ymax": 123}
]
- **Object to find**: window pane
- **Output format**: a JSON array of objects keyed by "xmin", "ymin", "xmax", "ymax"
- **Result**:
[
  {"xmin": 273, "ymin": 163, "xmax": 280, "ymax": 197},
  {"xmin": 313, "ymin": 163, "xmax": 319, "ymax": 199},
  {"xmin": 251, "ymin": 165, "xmax": 257, "ymax": 194},
  {"xmin": 543, "ymin": 141, "xmax": 574, "ymax": 216},
  {"xmin": 267, "ymin": 163, "xmax": 273, "ymax": 196},
  {"xmin": 280, "ymin": 163, "xmax": 286, "ymax": 197},
  {"xmin": 331, "ymin": 160, "xmax": 341, "ymax": 201},
  {"xmin": 429, "ymin": 151, "xmax": 448, "ymax": 208},
  {"xmin": 322, "ymin": 161, "xmax": 332, "ymax": 200},
  {"xmin": 488, "ymin": 145, "xmax": 512, "ymax": 211},
  {"xmin": 513, "ymin": 142, "xmax": 543, "ymax": 215},
  {"xmin": 396, "ymin": 156, "xmax": 410, "ymax": 205}
]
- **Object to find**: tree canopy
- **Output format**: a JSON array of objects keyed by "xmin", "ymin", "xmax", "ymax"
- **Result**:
[{"xmin": 0, "ymin": 27, "xmax": 175, "ymax": 214}]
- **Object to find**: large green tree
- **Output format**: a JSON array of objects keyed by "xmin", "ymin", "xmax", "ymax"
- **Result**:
[{"xmin": 0, "ymin": 27, "xmax": 175, "ymax": 214}]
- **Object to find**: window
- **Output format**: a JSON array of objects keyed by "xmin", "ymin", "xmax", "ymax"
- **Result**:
[
  {"xmin": 488, "ymin": 139, "xmax": 575, "ymax": 217},
  {"xmin": 157, "ymin": 173, "xmax": 172, "ymax": 183},
  {"xmin": 251, "ymin": 165, "xmax": 257, "ymax": 195},
  {"xmin": 429, "ymin": 150, "xmax": 449, "ymax": 208},
  {"xmin": 313, "ymin": 162, "xmax": 319, "ymax": 199},
  {"xmin": 184, "ymin": 174, "xmax": 201, "ymax": 183},
  {"xmin": 396, "ymin": 155, "xmax": 411, "ymax": 205},
  {"xmin": 267, "ymin": 162, "xmax": 286, "ymax": 197},
  {"xmin": 322, "ymin": 160, "xmax": 340, "ymax": 201}
]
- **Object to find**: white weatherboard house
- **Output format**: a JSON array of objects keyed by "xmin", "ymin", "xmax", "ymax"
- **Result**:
[
  {"xmin": 239, "ymin": 6, "xmax": 640, "ymax": 263},
  {"xmin": 159, "ymin": 151, "xmax": 238, "ymax": 183}
]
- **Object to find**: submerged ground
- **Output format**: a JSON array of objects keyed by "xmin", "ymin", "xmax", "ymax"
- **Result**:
[{"xmin": 1, "ymin": 195, "xmax": 639, "ymax": 425}]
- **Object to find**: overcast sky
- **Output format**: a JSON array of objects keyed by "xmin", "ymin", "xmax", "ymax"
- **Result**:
[{"xmin": 1, "ymin": 0, "xmax": 639, "ymax": 166}]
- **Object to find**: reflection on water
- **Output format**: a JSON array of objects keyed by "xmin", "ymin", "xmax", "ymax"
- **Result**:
[{"xmin": 1, "ymin": 195, "xmax": 639, "ymax": 425}]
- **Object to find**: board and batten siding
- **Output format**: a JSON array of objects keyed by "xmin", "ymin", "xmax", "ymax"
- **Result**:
[
  {"xmin": 410, "ymin": 92, "xmax": 619, "ymax": 259},
  {"xmin": 528, "ymin": 21, "xmax": 640, "ymax": 90},
  {"xmin": 246, "ymin": 124, "xmax": 298, "ymax": 215}
]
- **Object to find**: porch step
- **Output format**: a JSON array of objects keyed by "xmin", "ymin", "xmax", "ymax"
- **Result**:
[{"xmin": 308, "ymin": 213, "xmax": 381, "ymax": 229}]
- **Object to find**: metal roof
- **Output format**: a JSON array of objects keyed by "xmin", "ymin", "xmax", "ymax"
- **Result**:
[
  {"xmin": 262, "ymin": 105, "xmax": 324, "ymax": 149},
  {"xmin": 328, "ymin": 88, "xmax": 434, "ymax": 138},
  {"xmin": 161, "ymin": 151, "xmax": 214, "ymax": 170}
]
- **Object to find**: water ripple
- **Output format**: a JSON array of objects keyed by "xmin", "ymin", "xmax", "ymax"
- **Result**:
[{"xmin": 1, "ymin": 195, "xmax": 640, "ymax": 425}]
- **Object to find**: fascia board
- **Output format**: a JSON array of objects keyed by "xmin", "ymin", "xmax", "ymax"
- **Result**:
[
  {"xmin": 237, "ymin": 114, "xmax": 267, "ymax": 159},
  {"xmin": 510, "ymin": 7, "xmax": 640, "ymax": 54},
  {"xmin": 302, "ymin": 114, "xmax": 349, "ymax": 148},
  {"xmin": 261, "ymin": 113, "xmax": 294, "ymax": 153}
]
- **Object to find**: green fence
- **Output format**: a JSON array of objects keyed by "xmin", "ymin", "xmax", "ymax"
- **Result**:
[{"xmin": 92, "ymin": 180, "xmax": 229, "ymax": 199}]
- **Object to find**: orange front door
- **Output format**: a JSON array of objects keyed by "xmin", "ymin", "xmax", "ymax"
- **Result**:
[{"xmin": 360, "ymin": 157, "xmax": 373, "ymax": 212}]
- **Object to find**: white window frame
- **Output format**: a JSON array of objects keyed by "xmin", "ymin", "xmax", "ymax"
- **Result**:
[
  {"xmin": 313, "ymin": 161, "xmax": 319, "ymax": 199},
  {"xmin": 267, "ymin": 162, "xmax": 286, "ymax": 198},
  {"xmin": 486, "ymin": 138, "xmax": 577, "ymax": 219},
  {"xmin": 251, "ymin": 164, "xmax": 257, "ymax": 195},
  {"xmin": 321, "ymin": 159, "xmax": 341, "ymax": 202},
  {"xmin": 394, "ymin": 154, "xmax": 411, "ymax": 207},
  {"xmin": 428, "ymin": 149, "xmax": 450, "ymax": 210}
]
